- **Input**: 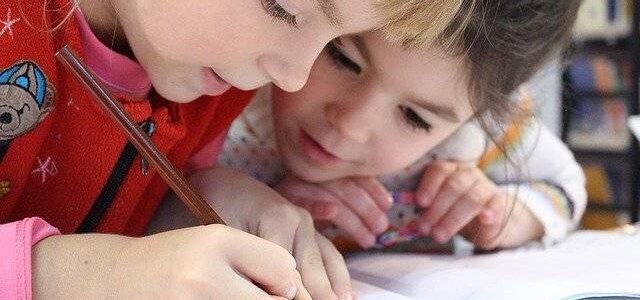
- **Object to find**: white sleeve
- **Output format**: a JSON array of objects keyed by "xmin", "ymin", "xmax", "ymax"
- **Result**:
[{"xmin": 482, "ymin": 118, "xmax": 587, "ymax": 246}]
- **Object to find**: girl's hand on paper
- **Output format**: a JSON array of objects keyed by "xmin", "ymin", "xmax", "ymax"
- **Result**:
[
  {"xmin": 415, "ymin": 160, "xmax": 542, "ymax": 249},
  {"xmin": 191, "ymin": 167, "xmax": 352, "ymax": 300},
  {"xmin": 33, "ymin": 225, "xmax": 305, "ymax": 299},
  {"xmin": 276, "ymin": 175, "xmax": 393, "ymax": 249}
]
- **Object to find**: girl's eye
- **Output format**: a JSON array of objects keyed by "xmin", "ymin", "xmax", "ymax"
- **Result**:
[
  {"xmin": 262, "ymin": 0, "xmax": 298, "ymax": 28},
  {"xmin": 400, "ymin": 106, "xmax": 432, "ymax": 132},
  {"xmin": 326, "ymin": 40, "xmax": 362, "ymax": 74}
]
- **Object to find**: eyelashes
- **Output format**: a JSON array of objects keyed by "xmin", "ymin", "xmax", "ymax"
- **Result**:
[
  {"xmin": 326, "ymin": 40, "xmax": 432, "ymax": 133},
  {"xmin": 400, "ymin": 106, "xmax": 432, "ymax": 132},
  {"xmin": 326, "ymin": 40, "xmax": 362, "ymax": 74},
  {"xmin": 262, "ymin": 0, "xmax": 298, "ymax": 28}
]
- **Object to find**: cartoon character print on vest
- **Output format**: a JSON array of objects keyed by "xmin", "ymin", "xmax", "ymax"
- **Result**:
[{"xmin": 0, "ymin": 61, "xmax": 55, "ymax": 141}]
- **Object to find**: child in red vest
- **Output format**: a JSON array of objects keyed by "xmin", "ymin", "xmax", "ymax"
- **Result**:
[{"xmin": 0, "ymin": 0, "xmax": 466, "ymax": 299}]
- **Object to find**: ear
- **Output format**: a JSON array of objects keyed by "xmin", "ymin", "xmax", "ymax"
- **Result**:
[
  {"xmin": 37, "ymin": 82, "xmax": 56, "ymax": 123},
  {"xmin": 0, "ymin": 64, "xmax": 21, "ymax": 84},
  {"xmin": 32, "ymin": 64, "xmax": 49, "ymax": 108},
  {"xmin": 0, "ymin": 61, "xmax": 55, "ymax": 110}
]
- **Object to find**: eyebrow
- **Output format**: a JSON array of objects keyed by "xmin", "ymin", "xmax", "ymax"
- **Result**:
[
  {"xmin": 317, "ymin": 0, "xmax": 343, "ymax": 27},
  {"xmin": 414, "ymin": 100, "xmax": 460, "ymax": 123}
]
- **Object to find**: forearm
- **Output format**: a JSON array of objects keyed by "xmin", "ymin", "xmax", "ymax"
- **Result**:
[{"xmin": 32, "ymin": 233, "xmax": 132, "ymax": 299}]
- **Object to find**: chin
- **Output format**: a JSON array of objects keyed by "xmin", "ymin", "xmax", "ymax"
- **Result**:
[
  {"xmin": 153, "ymin": 84, "xmax": 200, "ymax": 103},
  {"xmin": 288, "ymin": 163, "xmax": 340, "ymax": 183}
]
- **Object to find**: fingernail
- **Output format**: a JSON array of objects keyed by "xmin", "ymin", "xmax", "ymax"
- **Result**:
[
  {"xmin": 385, "ymin": 196, "xmax": 394, "ymax": 210},
  {"xmin": 375, "ymin": 217, "xmax": 389, "ymax": 234},
  {"xmin": 382, "ymin": 191, "xmax": 393, "ymax": 202},
  {"xmin": 361, "ymin": 235, "xmax": 376, "ymax": 249}
]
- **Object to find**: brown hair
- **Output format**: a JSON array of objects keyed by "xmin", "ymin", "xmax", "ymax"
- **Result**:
[
  {"xmin": 440, "ymin": 0, "xmax": 580, "ymax": 125},
  {"xmin": 437, "ymin": 0, "xmax": 580, "ymax": 244}
]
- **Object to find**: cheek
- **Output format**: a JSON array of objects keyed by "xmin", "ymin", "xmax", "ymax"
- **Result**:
[
  {"xmin": 271, "ymin": 89, "xmax": 313, "ymax": 144},
  {"xmin": 272, "ymin": 66, "xmax": 342, "ymax": 120},
  {"xmin": 136, "ymin": 1, "xmax": 259, "ymax": 64},
  {"xmin": 272, "ymin": 89, "xmax": 303, "ymax": 120}
]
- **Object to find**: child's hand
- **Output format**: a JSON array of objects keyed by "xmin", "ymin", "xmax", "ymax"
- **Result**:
[
  {"xmin": 458, "ymin": 192, "xmax": 545, "ymax": 250},
  {"xmin": 33, "ymin": 225, "xmax": 309, "ymax": 299},
  {"xmin": 415, "ymin": 160, "xmax": 543, "ymax": 249},
  {"xmin": 276, "ymin": 175, "xmax": 393, "ymax": 249},
  {"xmin": 191, "ymin": 168, "xmax": 353, "ymax": 300}
]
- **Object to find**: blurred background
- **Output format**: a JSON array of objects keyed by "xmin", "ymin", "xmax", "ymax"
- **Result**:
[{"xmin": 531, "ymin": 0, "xmax": 639, "ymax": 230}]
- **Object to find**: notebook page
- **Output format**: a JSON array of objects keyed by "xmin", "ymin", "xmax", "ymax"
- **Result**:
[{"xmin": 347, "ymin": 229, "xmax": 640, "ymax": 300}]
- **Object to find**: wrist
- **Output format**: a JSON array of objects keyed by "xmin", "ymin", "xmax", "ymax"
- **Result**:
[{"xmin": 498, "ymin": 200, "xmax": 544, "ymax": 248}]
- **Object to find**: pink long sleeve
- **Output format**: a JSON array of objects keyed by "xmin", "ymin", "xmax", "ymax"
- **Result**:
[{"xmin": 0, "ymin": 218, "xmax": 60, "ymax": 300}]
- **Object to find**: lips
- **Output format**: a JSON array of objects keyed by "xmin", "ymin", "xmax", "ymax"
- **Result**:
[
  {"xmin": 201, "ymin": 68, "xmax": 231, "ymax": 96},
  {"xmin": 299, "ymin": 130, "xmax": 340, "ymax": 166}
]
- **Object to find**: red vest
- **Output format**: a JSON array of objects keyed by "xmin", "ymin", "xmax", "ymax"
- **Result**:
[{"xmin": 0, "ymin": 0, "xmax": 252, "ymax": 235}]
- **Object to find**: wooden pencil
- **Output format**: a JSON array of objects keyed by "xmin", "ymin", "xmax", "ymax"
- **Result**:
[{"xmin": 55, "ymin": 45, "xmax": 225, "ymax": 226}]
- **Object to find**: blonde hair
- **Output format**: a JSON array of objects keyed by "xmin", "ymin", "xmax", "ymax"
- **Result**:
[
  {"xmin": 17, "ymin": 0, "xmax": 79, "ymax": 32},
  {"xmin": 33, "ymin": 0, "xmax": 467, "ymax": 49},
  {"xmin": 376, "ymin": 0, "xmax": 471, "ymax": 48}
]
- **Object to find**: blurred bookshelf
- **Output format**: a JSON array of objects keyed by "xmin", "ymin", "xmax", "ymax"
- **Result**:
[{"xmin": 561, "ymin": 0, "xmax": 640, "ymax": 229}]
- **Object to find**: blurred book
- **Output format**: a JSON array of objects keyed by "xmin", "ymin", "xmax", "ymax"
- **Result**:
[
  {"xmin": 573, "ymin": 0, "xmax": 632, "ymax": 41},
  {"xmin": 582, "ymin": 210, "xmax": 630, "ymax": 230},
  {"xmin": 583, "ymin": 163, "xmax": 624, "ymax": 207},
  {"xmin": 584, "ymin": 164, "xmax": 614, "ymax": 204},
  {"xmin": 566, "ymin": 55, "xmax": 631, "ymax": 93},
  {"xmin": 567, "ymin": 97, "xmax": 630, "ymax": 151}
]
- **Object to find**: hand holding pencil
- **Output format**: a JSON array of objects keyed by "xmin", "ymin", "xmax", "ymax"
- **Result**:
[{"xmin": 54, "ymin": 46, "xmax": 312, "ymax": 300}]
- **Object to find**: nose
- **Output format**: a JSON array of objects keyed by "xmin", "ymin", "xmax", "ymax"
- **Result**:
[
  {"xmin": 324, "ymin": 90, "xmax": 383, "ymax": 144},
  {"xmin": 0, "ymin": 112, "xmax": 12, "ymax": 124},
  {"xmin": 258, "ymin": 55, "xmax": 313, "ymax": 92},
  {"xmin": 258, "ymin": 40, "xmax": 325, "ymax": 92}
]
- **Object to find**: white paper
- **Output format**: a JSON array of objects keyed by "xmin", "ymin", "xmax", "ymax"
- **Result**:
[
  {"xmin": 350, "ymin": 280, "xmax": 414, "ymax": 300},
  {"xmin": 350, "ymin": 229, "xmax": 640, "ymax": 300}
]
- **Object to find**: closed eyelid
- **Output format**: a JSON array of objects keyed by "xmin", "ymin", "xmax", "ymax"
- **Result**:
[
  {"xmin": 278, "ymin": 0, "xmax": 301, "ymax": 14},
  {"xmin": 412, "ymin": 101, "xmax": 459, "ymax": 123}
]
